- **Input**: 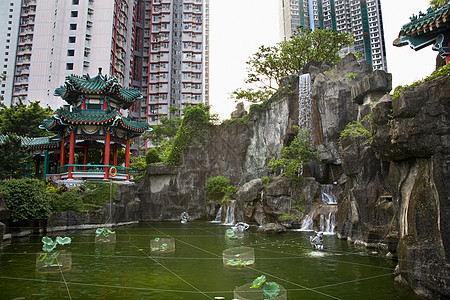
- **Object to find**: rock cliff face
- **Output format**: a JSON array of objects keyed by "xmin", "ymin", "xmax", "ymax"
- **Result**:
[
  {"xmin": 127, "ymin": 54, "xmax": 449, "ymax": 297},
  {"xmin": 136, "ymin": 54, "xmax": 391, "ymax": 225},
  {"xmin": 371, "ymin": 76, "xmax": 450, "ymax": 298}
]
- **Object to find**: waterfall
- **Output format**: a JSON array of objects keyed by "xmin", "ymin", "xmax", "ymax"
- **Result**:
[
  {"xmin": 297, "ymin": 209, "xmax": 336, "ymax": 234},
  {"xmin": 300, "ymin": 213, "xmax": 314, "ymax": 231},
  {"xmin": 321, "ymin": 184, "xmax": 338, "ymax": 205},
  {"xmin": 223, "ymin": 200, "xmax": 236, "ymax": 225},
  {"xmin": 260, "ymin": 190, "xmax": 264, "ymax": 203},
  {"xmin": 320, "ymin": 212, "xmax": 336, "ymax": 234},
  {"xmin": 212, "ymin": 206, "xmax": 222, "ymax": 223},
  {"xmin": 298, "ymin": 74, "xmax": 312, "ymax": 135}
]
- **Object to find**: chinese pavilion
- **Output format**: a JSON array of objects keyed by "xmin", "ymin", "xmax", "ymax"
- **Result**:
[
  {"xmin": 394, "ymin": 2, "xmax": 450, "ymax": 63},
  {"xmin": 39, "ymin": 69, "xmax": 150, "ymax": 183}
]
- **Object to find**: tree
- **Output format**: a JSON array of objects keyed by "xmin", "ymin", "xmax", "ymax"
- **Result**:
[
  {"xmin": 0, "ymin": 134, "xmax": 30, "ymax": 179},
  {"xmin": 268, "ymin": 127, "xmax": 318, "ymax": 180},
  {"xmin": 232, "ymin": 28, "xmax": 354, "ymax": 103},
  {"xmin": 0, "ymin": 101, "xmax": 53, "ymax": 137},
  {"xmin": 430, "ymin": 0, "xmax": 449, "ymax": 8}
]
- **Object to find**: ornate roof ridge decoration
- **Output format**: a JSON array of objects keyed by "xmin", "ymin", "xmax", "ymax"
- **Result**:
[
  {"xmin": 398, "ymin": 3, "xmax": 450, "ymax": 37},
  {"xmin": 394, "ymin": 2, "xmax": 450, "ymax": 58},
  {"xmin": 54, "ymin": 68, "xmax": 142, "ymax": 109}
]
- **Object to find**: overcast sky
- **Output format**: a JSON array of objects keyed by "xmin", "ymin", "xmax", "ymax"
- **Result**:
[{"xmin": 209, "ymin": 0, "xmax": 436, "ymax": 120}]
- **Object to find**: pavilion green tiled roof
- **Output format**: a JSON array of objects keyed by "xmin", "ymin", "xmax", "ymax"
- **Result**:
[
  {"xmin": 55, "ymin": 108, "xmax": 119, "ymax": 125},
  {"xmin": 54, "ymin": 69, "xmax": 142, "ymax": 109},
  {"xmin": 394, "ymin": 2, "xmax": 450, "ymax": 56},
  {"xmin": 0, "ymin": 135, "xmax": 58, "ymax": 150},
  {"xmin": 399, "ymin": 3, "xmax": 450, "ymax": 37},
  {"xmin": 40, "ymin": 108, "xmax": 150, "ymax": 135},
  {"xmin": 26, "ymin": 136, "xmax": 59, "ymax": 150},
  {"xmin": 0, "ymin": 135, "xmax": 32, "ymax": 147}
]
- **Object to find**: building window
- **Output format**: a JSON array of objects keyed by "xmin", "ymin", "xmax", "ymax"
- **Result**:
[
  {"xmin": 68, "ymin": 36, "xmax": 76, "ymax": 43},
  {"xmin": 72, "ymin": 0, "xmax": 79, "ymax": 4},
  {"xmin": 70, "ymin": 24, "xmax": 77, "ymax": 30},
  {"xmin": 67, "ymin": 49, "xmax": 75, "ymax": 56},
  {"xmin": 66, "ymin": 63, "xmax": 74, "ymax": 70},
  {"xmin": 71, "ymin": 11, "xmax": 78, "ymax": 17}
]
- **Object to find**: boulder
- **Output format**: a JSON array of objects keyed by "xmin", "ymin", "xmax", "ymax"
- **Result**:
[
  {"xmin": 257, "ymin": 223, "xmax": 287, "ymax": 234},
  {"xmin": 230, "ymin": 102, "xmax": 247, "ymax": 119},
  {"xmin": 351, "ymin": 70, "xmax": 392, "ymax": 104}
]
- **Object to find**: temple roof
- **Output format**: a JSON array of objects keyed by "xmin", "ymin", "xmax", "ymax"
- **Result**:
[
  {"xmin": 0, "ymin": 135, "xmax": 58, "ymax": 150},
  {"xmin": 25, "ymin": 136, "xmax": 59, "ymax": 150},
  {"xmin": 54, "ymin": 69, "xmax": 142, "ymax": 109},
  {"xmin": 399, "ymin": 3, "xmax": 450, "ymax": 37},
  {"xmin": 40, "ymin": 108, "xmax": 151, "ymax": 137},
  {"xmin": 394, "ymin": 3, "xmax": 450, "ymax": 51}
]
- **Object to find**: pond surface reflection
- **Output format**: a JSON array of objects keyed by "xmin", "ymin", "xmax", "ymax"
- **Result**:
[{"xmin": 0, "ymin": 222, "xmax": 418, "ymax": 299}]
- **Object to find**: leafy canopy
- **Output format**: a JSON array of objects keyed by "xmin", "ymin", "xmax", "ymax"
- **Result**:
[
  {"xmin": 430, "ymin": 0, "xmax": 449, "ymax": 8},
  {"xmin": 0, "ymin": 133, "xmax": 30, "ymax": 179},
  {"xmin": 232, "ymin": 28, "xmax": 354, "ymax": 103},
  {"xmin": 0, "ymin": 101, "xmax": 53, "ymax": 137}
]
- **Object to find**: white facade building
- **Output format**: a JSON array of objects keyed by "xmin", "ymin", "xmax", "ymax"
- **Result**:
[
  {"xmin": 1, "ymin": 0, "xmax": 210, "ymax": 132},
  {"xmin": 279, "ymin": 0, "xmax": 387, "ymax": 71},
  {"xmin": 1, "ymin": 0, "xmax": 135, "ymax": 109}
]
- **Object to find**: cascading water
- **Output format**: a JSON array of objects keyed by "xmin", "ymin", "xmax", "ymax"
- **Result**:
[
  {"xmin": 300, "ymin": 214, "xmax": 314, "ymax": 231},
  {"xmin": 212, "ymin": 206, "xmax": 222, "ymax": 223},
  {"xmin": 321, "ymin": 184, "xmax": 338, "ymax": 205},
  {"xmin": 320, "ymin": 212, "xmax": 336, "ymax": 234},
  {"xmin": 298, "ymin": 73, "xmax": 313, "ymax": 135},
  {"xmin": 223, "ymin": 200, "xmax": 236, "ymax": 225}
]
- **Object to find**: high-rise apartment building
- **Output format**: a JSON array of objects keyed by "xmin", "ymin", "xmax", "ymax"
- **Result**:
[
  {"xmin": 131, "ymin": 0, "xmax": 209, "ymax": 125},
  {"xmin": 0, "ymin": 0, "xmax": 209, "ymax": 127},
  {"xmin": 279, "ymin": 0, "xmax": 387, "ymax": 70},
  {"xmin": 0, "ymin": 0, "xmax": 136, "ymax": 109}
]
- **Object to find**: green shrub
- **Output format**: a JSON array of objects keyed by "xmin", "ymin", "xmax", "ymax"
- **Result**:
[
  {"xmin": 81, "ymin": 182, "xmax": 117, "ymax": 206},
  {"xmin": 164, "ymin": 105, "xmax": 211, "ymax": 166},
  {"xmin": 261, "ymin": 176, "xmax": 272, "ymax": 187},
  {"xmin": 0, "ymin": 179, "xmax": 51, "ymax": 222},
  {"xmin": 146, "ymin": 148, "xmax": 161, "ymax": 164},
  {"xmin": 130, "ymin": 155, "xmax": 147, "ymax": 181},
  {"xmin": 339, "ymin": 120, "xmax": 371, "ymax": 145},
  {"xmin": 268, "ymin": 127, "xmax": 318, "ymax": 180},
  {"xmin": 204, "ymin": 175, "xmax": 237, "ymax": 201},
  {"xmin": 61, "ymin": 191, "xmax": 84, "ymax": 212}
]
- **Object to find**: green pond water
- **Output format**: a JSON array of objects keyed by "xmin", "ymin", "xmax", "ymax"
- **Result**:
[{"xmin": 0, "ymin": 222, "xmax": 419, "ymax": 299}]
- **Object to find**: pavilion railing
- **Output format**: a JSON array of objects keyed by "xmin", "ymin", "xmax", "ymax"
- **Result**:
[{"xmin": 58, "ymin": 164, "xmax": 132, "ymax": 180}]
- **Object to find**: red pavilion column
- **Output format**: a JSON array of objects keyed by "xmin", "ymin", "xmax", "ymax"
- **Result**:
[
  {"xmin": 125, "ymin": 139, "xmax": 130, "ymax": 181},
  {"xmin": 68, "ymin": 130, "xmax": 75, "ymax": 179},
  {"xmin": 104, "ymin": 130, "xmax": 111, "ymax": 180},
  {"xmin": 59, "ymin": 137, "xmax": 66, "ymax": 179}
]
